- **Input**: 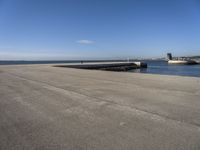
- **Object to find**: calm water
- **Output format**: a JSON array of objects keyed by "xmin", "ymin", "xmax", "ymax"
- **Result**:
[
  {"xmin": 0, "ymin": 60, "xmax": 200, "ymax": 77},
  {"xmin": 130, "ymin": 60, "xmax": 200, "ymax": 77}
]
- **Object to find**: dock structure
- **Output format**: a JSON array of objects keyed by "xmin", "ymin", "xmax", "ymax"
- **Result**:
[
  {"xmin": 189, "ymin": 58, "xmax": 200, "ymax": 64},
  {"xmin": 55, "ymin": 61, "xmax": 147, "ymax": 71},
  {"xmin": 0, "ymin": 64, "xmax": 200, "ymax": 150}
]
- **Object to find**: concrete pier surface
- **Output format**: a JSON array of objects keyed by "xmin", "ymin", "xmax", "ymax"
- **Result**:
[{"xmin": 0, "ymin": 64, "xmax": 200, "ymax": 150}]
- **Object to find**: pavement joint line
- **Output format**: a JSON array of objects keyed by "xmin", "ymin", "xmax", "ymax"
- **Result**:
[{"xmin": 5, "ymin": 71, "xmax": 200, "ymax": 130}]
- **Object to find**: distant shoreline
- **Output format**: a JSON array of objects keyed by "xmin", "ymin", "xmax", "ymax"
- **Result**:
[{"xmin": 0, "ymin": 59, "xmax": 147, "ymax": 65}]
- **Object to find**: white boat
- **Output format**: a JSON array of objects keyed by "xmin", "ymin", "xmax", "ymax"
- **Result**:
[{"xmin": 168, "ymin": 60, "xmax": 197, "ymax": 65}]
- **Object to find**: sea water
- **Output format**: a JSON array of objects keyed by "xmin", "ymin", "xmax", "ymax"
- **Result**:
[
  {"xmin": 0, "ymin": 60, "xmax": 200, "ymax": 77},
  {"xmin": 130, "ymin": 60, "xmax": 200, "ymax": 77}
]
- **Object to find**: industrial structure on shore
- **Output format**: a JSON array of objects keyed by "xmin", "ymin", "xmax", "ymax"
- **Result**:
[{"xmin": 167, "ymin": 53, "xmax": 198, "ymax": 65}]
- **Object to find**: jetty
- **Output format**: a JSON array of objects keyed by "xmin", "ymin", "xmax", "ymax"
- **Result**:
[
  {"xmin": 0, "ymin": 64, "xmax": 200, "ymax": 150},
  {"xmin": 55, "ymin": 61, "xmax": 147, "ymax": 71}
]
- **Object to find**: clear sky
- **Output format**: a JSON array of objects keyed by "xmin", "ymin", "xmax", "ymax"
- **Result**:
[{"xmin": 0, "ymin": 0, "xmax": 200, "ymax": 60}]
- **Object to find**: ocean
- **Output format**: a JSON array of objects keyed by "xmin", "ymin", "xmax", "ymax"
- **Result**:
[
  {"xmin": 130, "ymin": 60, "xmax": 200, "ymax": 77},
  {"xmin": 0, "ymin": 60, "xmax": 200, "ymax": 77}
]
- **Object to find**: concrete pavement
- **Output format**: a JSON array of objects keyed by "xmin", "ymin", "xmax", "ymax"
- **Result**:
[{"xmin": 0, "ymin": 64, "xmax": 200, "ymax": 150}]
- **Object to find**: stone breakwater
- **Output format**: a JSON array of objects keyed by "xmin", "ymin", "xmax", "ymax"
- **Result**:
[{"xmin": 54, "ymin": 61, "xmax": 147, "ymax": 71}]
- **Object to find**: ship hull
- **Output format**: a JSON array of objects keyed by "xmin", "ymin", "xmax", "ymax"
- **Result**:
[{"xmin": 168, "ymin": 60, "xmax": 198, "ymax": 65}]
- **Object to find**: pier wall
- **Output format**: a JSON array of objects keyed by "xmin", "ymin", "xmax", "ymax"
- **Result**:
[{"xmin": 55, "ymin": 61, "xmax": 147, "ymax": 71}]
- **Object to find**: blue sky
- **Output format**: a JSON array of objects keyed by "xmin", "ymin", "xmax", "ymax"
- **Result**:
[{"xmin": 0, "ymin": 0, "xmax": 200, "ymax": 60}]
